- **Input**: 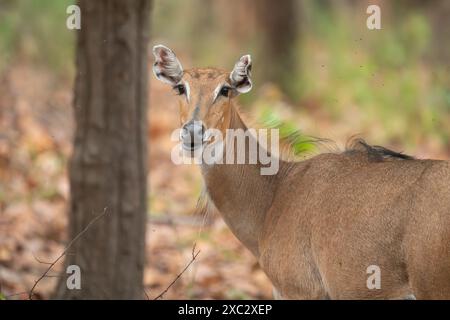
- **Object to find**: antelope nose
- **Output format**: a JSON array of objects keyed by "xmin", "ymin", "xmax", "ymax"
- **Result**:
[{"xmin": 180, "ymin": 121, "xmax": 205, "ymax": 150}]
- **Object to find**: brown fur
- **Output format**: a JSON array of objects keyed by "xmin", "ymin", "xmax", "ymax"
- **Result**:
[{"xmin": 160, "ymin": 65, "xmax": 450, "ymax": 300}]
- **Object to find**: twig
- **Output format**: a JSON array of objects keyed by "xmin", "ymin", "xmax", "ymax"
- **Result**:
[
  {"xmin": 32, "ymin": 253, "xmax": 53, "ymax": 265},
  {"xmin": 143, "ymin": 288, "xmax": 150, "ymax": 300},
  {"xmin": 28, "ymin": 207, "xmax": 109, "ymax": 300},
  {"xmin": 153, "ymin": 243, "xmax": 200, "ymax": 300},
  {"xmin": 149, "ymin": 214, "xmax": 214, "ymax": 227}
]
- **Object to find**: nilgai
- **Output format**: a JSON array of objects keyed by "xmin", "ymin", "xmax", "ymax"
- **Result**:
[{"xmin": 152, "ymin": 45, "xmax": 450, "ymax": 299}]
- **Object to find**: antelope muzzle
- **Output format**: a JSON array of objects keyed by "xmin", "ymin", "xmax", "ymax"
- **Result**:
[{"xmin": 180, "ymin": 120, "xmax": 206, "ymax": 152}]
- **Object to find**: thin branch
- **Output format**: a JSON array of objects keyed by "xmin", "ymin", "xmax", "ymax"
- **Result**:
[
  {"xmin": 149, "ymin": 214, "xmax": 213, "ymax": 227},
  {"xmin": 32, "ymin": 252, "xmax": 53, "ymax": 265},
  {"xmin": 30, "ymin": 271, "xmax": 63, "ymax": 278},
  {"xmin": 153, "ymin": 242, "xmax": 200, "ymax": 300},
  {"xmin": 143, "ymin": 288, "xmax": 150, "ymax": 300},
  {"xmin": 28, "ymin": 207, "xmax": 109, "ymax": 300}
]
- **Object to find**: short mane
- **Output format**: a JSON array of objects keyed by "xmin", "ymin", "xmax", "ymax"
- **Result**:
[{"xmin": 345, "ymin": 138, "xmax": 414, "ymax": 162}]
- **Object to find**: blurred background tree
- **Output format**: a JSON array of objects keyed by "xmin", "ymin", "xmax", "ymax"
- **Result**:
[{"xmin": 255, "ymin": 0, "xmax": 301, "ymax": 99}]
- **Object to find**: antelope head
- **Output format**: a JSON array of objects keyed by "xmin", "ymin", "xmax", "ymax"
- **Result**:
[{"xmin": 152, "ymin": 45, "xmax": 252, "ymax": 153}]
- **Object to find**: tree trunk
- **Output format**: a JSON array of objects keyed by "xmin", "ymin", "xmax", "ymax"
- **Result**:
[{"xmin": 54, "ymin": 0, "xmax": 151, "ymax": 299}]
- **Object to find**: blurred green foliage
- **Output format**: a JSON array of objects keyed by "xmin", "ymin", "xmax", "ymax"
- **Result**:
[
  {"xmin": 259, "ymin": 107, "xmax": 316, "ymax": 156},
  {"xmin": 0, "ymin": 0, "xmax": 75, "ymax": 75},
  {"xmin": 0, "ymin": 0, "xmax": 449, "ymax": 147},
  {"xmin": 300, "ymin": 3, "xmax": 450, "ymax": 147},
  {"xmin": 307, "ymin": 2, "xmax": 446, "ymax": 148}
]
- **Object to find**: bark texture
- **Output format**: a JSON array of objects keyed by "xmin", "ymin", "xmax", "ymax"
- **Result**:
[{"xmin": 54, "ymin": 0, "xmax": 151, "ymax": 299}]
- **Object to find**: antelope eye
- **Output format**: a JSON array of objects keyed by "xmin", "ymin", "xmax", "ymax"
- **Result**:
[
  {"xmin": 174, "ymin": 84, "xmax": 185, "ymax": 95},
  {"xmin": 219, "ymin": 86, "xmax": 230, "ymax": 97}
]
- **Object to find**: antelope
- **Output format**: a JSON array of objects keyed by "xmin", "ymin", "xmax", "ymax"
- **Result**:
[{"xmin": 152, "ymin": 45, "xmax": 450, "ymax": 300}]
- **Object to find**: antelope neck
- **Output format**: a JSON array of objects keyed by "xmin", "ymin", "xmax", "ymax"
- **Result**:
[{"xmin": 200, "ymin": 104, "xmax": 279, "ymax": 257}]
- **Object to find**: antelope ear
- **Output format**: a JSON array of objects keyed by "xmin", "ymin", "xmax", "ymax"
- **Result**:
[
  {"xmin": 152, "ymin": 45, "xmax": 183, "ymax": 85},
  {"xmin": 230, "ymin": 54, "xmax": 252, "ymax": 93}
]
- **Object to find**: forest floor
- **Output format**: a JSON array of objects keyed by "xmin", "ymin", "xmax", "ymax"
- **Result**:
[{"xmin": 1, "ymin": 63, "xmax": 449, "ymax": 300}]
